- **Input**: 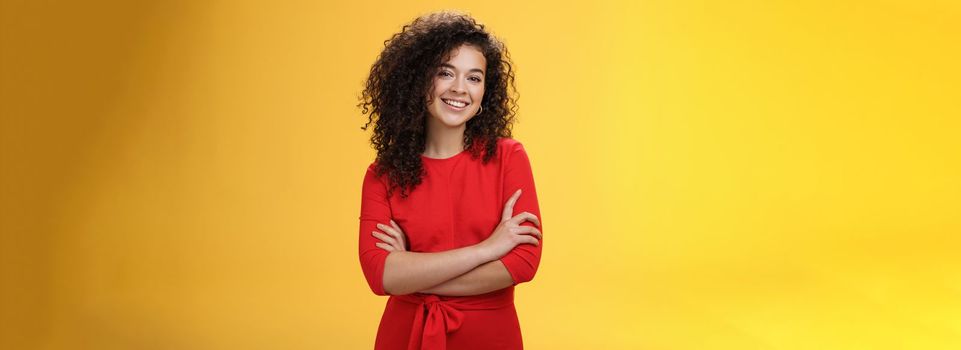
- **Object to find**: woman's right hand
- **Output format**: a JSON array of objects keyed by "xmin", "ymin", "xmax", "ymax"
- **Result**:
[{"xmin": 478, "ymin": 189, "xmax": 542, "ymax": 261}]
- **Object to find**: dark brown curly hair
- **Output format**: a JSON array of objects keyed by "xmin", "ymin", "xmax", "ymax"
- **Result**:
[{"xmin": 358, "ymin": 10, "xmax": 519, "ymax": 199}]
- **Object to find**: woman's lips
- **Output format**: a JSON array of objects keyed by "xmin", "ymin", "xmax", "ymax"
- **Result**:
[{"xmin": 442, "ymin": 98, "xmax": 469, "ymax": 111}]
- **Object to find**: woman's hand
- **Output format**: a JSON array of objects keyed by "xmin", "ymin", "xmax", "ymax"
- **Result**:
[
  {"xmin": 373, "ymin": 219, "xmax": 408, "ymax": 252},
  {"xmin": 477, "ymin": 189, "xmax": 542, "ymax": 261}
]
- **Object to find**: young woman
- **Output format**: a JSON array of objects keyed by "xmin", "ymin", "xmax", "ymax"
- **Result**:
[{"xmin": 357, "ymin": 11, "xmax": 544, "ymax": 350}]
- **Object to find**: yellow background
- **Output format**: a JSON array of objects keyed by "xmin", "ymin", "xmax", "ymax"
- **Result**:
[{"xmin": 2, "ymin": 1, "xmax": 959, "ymax": 349}]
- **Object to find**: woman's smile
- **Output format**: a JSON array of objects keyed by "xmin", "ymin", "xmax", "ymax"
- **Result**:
[{"xmin": 442, "ymin": 98, "xmax": 470, "ymax": 110}]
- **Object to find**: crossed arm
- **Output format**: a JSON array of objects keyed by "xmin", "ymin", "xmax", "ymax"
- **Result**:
[
  {"xmin": 374, "ymin": 241, "xmax": 516, "ymax": 296},
  {"xmin": 371, "ymin": 189, "xmax": 539, "ymax": 296},
  {"xmin": 420, "ymin": 260, "xmax": 515, "ymax": 296}
]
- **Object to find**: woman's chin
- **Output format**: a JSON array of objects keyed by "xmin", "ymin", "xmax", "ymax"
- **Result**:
[
  {"xmin": 429, "ymin": 113, "xmax": 472, "ymax": 129},
  {"xmin": 445, "ymin": 117, "xmax": 472, "ymax": 128}
]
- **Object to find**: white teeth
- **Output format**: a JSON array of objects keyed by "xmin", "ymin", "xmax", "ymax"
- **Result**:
[{"xmin": 443, "ymin": 99, "xmax": 467, "ymax": 108}]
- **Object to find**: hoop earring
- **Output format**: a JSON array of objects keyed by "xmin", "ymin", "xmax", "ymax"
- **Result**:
[{"xmin": 475, "ymin": 105, "xmax": 483, "ymax": 116}]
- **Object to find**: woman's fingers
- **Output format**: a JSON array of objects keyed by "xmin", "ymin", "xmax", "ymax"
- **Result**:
[
  {"xmin": 389, "ymin": 220, "xmax": 406, "ymax": 242},
  {"xmin": 376, "ymin": 221, "xmax": 407, "ymax": 251},
  {"xmin": 519, "ymin": 235, "xmax": 539, "ymax": 246},
  {"xmin": 389, "ymin": 219, "xmax": 408, "ymax": 251},
  {"xmin": 510, "ymin": 226, "xmax": 542, "ymax": 240},
  {"xmin": 375, "ymin": 242, "xmax": 396, "ymax": 251},
  {"xmin": 377, "ymin": 220, "xmax": 406, "ymax": 249},
  {"xmin": 372, "ymin": 231, "xmax": 398, "ymax": 247},
  {"xmin": 377, "ymin": 223, "xmax": 404, "ymax": 242},
  {"xmin": 509, "ymin": 211, "xmax": 541, "ymax": 228},
  {"xmin": 501, "ymin": 189, "xmax": 522, "ymax": 221}
]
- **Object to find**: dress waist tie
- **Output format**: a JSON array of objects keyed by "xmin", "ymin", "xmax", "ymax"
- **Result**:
[{"xmin": 393, "ymin": 288, "xmax": 514, "ymax": 350}]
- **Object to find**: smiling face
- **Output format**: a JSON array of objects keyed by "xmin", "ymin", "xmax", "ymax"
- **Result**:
[{"xmin": 425, "ymin": 44, "xmax": 487, "ymax": 130}]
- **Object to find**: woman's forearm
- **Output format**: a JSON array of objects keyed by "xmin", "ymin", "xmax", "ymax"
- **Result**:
[
  {"xmin": 382, "ymin": 244, "xmax": 492, "ymax": 295},
  {"xmin": 418, "ymin": 260, "xmax": 514, "ymax": 296}
]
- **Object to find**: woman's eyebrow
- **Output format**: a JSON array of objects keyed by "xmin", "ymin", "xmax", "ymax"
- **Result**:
[{"xmin": 439, "ymin": 63, "xmax": 484, "ymax": 75}]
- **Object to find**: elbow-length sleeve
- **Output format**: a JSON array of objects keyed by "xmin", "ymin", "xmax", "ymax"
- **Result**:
[
  {"xmin": 358, "ymin": 164, "xmax": 392, "ymax": 296},
  {"xmin": 498, "ymin": 141, "xmax": 544, "ymax": 285}
]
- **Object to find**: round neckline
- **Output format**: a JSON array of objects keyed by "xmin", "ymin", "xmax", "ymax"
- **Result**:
[{"xmin": 420, "ymin": 149, "xmax": 468, "ymax": 161}]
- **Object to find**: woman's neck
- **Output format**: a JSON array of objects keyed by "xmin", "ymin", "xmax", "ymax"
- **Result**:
[{"xmin": 423, "ymin": 121, "xmax": 466, "ymax": 158}]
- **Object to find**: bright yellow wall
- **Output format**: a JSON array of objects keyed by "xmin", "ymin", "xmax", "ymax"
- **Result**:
[{"xmin": 2, "ymin": 1, "xmax": 959, "ymax": 349}]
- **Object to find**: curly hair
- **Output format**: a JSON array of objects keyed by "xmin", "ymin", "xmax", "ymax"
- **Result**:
[{"xmin": 358, "ymin": 10, "xmax": 519, "ymax": 199}]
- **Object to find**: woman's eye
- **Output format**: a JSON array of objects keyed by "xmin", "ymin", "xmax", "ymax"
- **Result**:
[
  {"xmin": 439, "ymin": 71, "xmax": 453, "ymax": 77},
  {"xmin": 469, "ymin": 76, "xmax": 482, "ymax": 82}
]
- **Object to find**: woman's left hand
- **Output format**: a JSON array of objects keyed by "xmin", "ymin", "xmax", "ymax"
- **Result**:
[{"xmin": 373, "ymin": 219, "xmax": 408, "ymax": 252}]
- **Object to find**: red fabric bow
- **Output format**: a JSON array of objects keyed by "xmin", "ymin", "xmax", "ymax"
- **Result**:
[{"xmin": 394, "ymin": 289, "xmax": 514, "ymax": 350}]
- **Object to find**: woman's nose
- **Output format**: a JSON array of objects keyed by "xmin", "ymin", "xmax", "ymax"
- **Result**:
[{"xmin": 450, "ymin": 78, "xmax": 467, "ymax": 93}]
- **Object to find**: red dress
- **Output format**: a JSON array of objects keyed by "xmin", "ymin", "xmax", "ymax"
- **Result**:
[{"xmin": 358, "ymin": 137, "xmax": 543, "ymax": 350}]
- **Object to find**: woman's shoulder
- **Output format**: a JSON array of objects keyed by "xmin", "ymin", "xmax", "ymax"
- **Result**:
[
  {"xmin": 495, "ymin": 136, "xmax": 526, "ymax": 153},
  {"xmin": 363, "ymin": 161, "xmax": 386, "ymax": 183},
  {"xmin": 494, "ymin": 137, "xmax": 529, "ymax": 159},
  {"xmin": 476, "ymin": 137, "xmax": 531, "ymax": 168}
]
